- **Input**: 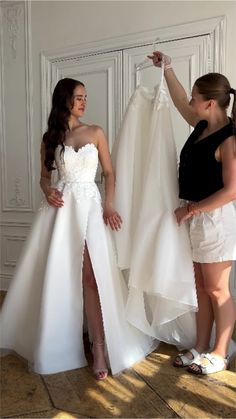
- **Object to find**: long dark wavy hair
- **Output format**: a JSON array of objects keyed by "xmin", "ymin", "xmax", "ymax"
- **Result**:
[
  {"xmin": 43, "ymin": 78, "xmax": 85, "ymax": 171},
  {"xmin": 194, "ymin": 73, "xmax": 236, "ymax": 134}
]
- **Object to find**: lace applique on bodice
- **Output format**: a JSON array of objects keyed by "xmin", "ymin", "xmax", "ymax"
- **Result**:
[
  {"xmin": 55, "ymin": 143, "xmax": 98, "ymax": 183},
  {"xmin": 40, "ymin": 143, "xmax": 101, "ymax": 210},
  {"xmin": 55, "ymin": 143, "xmax": 100, "ymax": 203}
]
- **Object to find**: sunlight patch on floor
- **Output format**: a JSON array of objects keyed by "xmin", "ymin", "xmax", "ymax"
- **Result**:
[
  {"xmin": 134, "ymin": 359, "xmax": 161, "ymax": 377},
  {"xmin": 104, "ymin": 377, "xmax": 134, "ymax": 397},
  {"xmin": 53, "ymin": 412, "xmax": 78, "ymax": 419},
  {"xmin": 149, "ymin": 352, "xmax": 172, "ymax": 361},
  {"xmin": 87, "ymin": 389, "xmax": 122, "ymax": 415},
  {"xmin": 122, "ymin": 372, "xmax": 147, "ymax": 387}
]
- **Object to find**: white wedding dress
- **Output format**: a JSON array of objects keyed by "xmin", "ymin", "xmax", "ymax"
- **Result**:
[
  {"xmin": 0, "ymin": 143, "xmax": 156, "ymax": 375},
  {"xmin": 112, "ymin": 71, "xmax": 198, "ymax": 349}
]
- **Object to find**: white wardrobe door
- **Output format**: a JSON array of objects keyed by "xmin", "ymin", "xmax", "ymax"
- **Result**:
[
  {"xmin": 49, "ymin": 51, "xmax": 122, "ymax": 186},
  {"xmin": 54, "ymin": 51, "xmax": 122, "ymax": 148},
  {"xmin": 123, "ymin": 35, "xmax": 210, "ymax": 157}
]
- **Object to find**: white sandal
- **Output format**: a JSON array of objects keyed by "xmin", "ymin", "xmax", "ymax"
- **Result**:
[
  {"xmin": 173, "ymin": 348, "xmax": 201, "ymax": 368},
  {"xmin": 187, "ymin": 353, "xmax": 228, "ymax": 375}
]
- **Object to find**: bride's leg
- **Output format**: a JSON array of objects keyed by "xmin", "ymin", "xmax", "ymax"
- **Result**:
[{"xmin": 82, "ymin": 244, "xmax": 108, "ymax": 379}]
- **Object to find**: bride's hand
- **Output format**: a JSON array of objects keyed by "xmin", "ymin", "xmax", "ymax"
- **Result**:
[
  {"xmin": 45, "ymin": 188, "xmax": 64, "ymax": 207},
  {"xmin": 103, "ymin": 205, "xmax": 123, "ymax": 230},
  {"xmin": 148, "ymin": 51, "xmax": 172, "ymax": 69}
]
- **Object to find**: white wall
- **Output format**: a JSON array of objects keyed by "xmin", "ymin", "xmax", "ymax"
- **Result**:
[
  {"xmin": 31, "ymin": 0, "xmax": 236, "ymax": 200},
  {"xmin": 31, "ymin": 1, "xmax": 236, "ymax": 79},
  {"xmin": 1, "ymin": 0, "xmax": 236, "ymax": 288},
  {"xmin": 31, "ymin": 1, "xmax": 236, "ymax": 296}
]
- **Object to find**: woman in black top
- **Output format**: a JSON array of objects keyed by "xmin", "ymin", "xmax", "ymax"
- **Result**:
[{"xmin": 149, "ymin": 51, "xmax": 236, "ymax": 374}]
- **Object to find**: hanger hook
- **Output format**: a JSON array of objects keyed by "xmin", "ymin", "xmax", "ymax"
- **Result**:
[{"xmin": 153, "ymin": 37, "xmax": 159, "ymax": 52}]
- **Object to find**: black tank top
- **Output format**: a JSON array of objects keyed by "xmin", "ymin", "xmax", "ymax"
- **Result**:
[{"xmin": 179, "ymin": 119, "xmax": 234, "ymax": 201}]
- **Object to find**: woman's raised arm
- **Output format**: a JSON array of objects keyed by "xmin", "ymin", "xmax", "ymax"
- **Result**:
[{"xmin": 149, "ymin": 51, "xmax": 198, "ymax": 127}]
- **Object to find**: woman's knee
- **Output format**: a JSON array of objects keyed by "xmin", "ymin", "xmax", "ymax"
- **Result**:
[
  {"xmin": 204, "ymin": 283, "xmax": 230, "ymax": 301},
  {"xmin": 83, "ymin": 247, "xmax": 97, "ymax": 289}
]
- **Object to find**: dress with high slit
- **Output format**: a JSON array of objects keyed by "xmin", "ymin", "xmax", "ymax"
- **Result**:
[{"xmin": 0, "ymin": 143, "xmax": 156, "ymax": 375}]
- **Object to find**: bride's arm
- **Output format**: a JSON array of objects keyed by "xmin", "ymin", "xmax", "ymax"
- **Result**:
[
  {"xmin": 40, "ymin": 142, "xmax": 64, "ymax": 207},
  {"xmin": 40, "ymin": 142, "xmax": 52, "ymax": 195},
  {"xmin": 96, "ymin": 127, "xmax": 122, "ymax": 230}
]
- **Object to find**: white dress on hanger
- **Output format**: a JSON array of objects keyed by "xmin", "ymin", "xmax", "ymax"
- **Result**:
[
  {"xmin": 112, "ymin": 70, "xmax": 198, "ymax": 349},
  {"xmin": 0, "ymin": 143, "xmax": 156, "ymax": 375}
]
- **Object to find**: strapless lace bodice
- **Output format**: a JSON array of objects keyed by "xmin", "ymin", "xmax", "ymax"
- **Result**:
[
  {"xmin": 52, "ymin": 143, "xmax": 101, "ymax": 204},
  {"xmin": 55, "ymin": 143, "xmax": 98, "ymax": 183}
]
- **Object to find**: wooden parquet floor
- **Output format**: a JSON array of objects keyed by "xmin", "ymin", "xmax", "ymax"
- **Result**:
[{"xmin": 1, "ymin": 292, "xmax": 236, "ymax": 419}]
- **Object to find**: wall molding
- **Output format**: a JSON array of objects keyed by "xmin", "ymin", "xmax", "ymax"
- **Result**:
[
  {"xmin": 0, "ymin": 273, "xmax": 13, "ymax": 291},
  {"xmin": 4, "ymin": 2, "xmax": 22, "ymax": 58},
  {"xmin": 41, "ymin": 16, "xmax": 226, "ymax": 63},
  {"xmin": 9, "ymin": 176, "xmax": 27, "ymax": 208},
  {"xmin": 41, "ymin": 16, "xmax": 225, "ymax": 137},
  {"xmin": 41, "ymin": 49, "xmax": 123, "ymax": 143},
  {"xmin": 0, "ymin": 3, "xmax": 6, "ymax": 213},
  {"xmin": 0, "ymin": 220, "xmax": 32, "ymax": 227},
  {"xmin": 3, "ymin": 234, "xmax": 27, "ymax": 267},
  {"xmin": 0, "ymin": 0, "xmax": 35, "ymax": 212}
]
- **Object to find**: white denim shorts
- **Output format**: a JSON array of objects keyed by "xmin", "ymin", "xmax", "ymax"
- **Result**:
[{"xmin": 185, "ymin": 202, "xmax": 236, "ymax": 263}]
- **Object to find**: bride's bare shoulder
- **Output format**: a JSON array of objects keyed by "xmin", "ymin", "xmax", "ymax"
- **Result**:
[
  {"xmin": 86, "ymin": 124, "xmax": 105, "ymax": 138},
  {"xmin": 88, "ymin": 124, "xmax": 103, "ymax": 131},
  {"xmin": 77, "ymin": 123, "xmax": 102, "ymax": 133}
]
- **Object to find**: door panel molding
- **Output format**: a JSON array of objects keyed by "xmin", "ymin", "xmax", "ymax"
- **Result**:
[
  {"xmin": 0, "ymin": 0, "xmax": 35, "ymax": 213},
  {"xmin": 41, "ymin": 16, "xmax": 225, "ymax": 69},
  {"xmin": 41, "ymin": 16, "xmax": 225, "ymax": 137},
  {"xmin": 41, "ymin": 51, "xmax": 122, "ymax": 148}
]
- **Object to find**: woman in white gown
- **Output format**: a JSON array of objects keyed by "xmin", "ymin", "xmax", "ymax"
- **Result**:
[{"xmin": 0, "ymin": 78, "xmax": 155, "ymax": 379}]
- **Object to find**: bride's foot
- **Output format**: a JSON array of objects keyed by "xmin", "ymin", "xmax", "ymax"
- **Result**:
[{"xmin": 91, "ymin": 341, "xmax": 108, "ymax": 380}]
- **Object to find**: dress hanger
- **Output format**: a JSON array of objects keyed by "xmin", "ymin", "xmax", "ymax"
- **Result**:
[
  {"xmin": 135, "ymin": 38, "xmax": 159, "ymax": 85},
  {"xmin": 135, "ymin": 38, "xmax": 159, "ymax": 71}
]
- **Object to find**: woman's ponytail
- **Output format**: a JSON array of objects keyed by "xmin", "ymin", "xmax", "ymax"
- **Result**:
[{"xmin": 230, "ymin": 88, "xmax": 236, "ymax": 134}]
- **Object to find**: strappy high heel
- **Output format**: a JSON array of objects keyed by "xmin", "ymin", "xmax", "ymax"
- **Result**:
[{"xmin": 91, "ymin": 341, "xmax": 108, "ymax": 380}]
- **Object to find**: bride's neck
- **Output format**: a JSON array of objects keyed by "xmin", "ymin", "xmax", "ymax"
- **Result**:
[{"xmin": 68, "ymin": 116, "xmax": 80, "ymax": 130}]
